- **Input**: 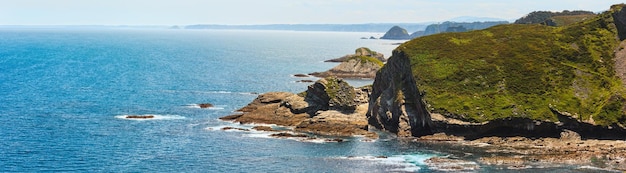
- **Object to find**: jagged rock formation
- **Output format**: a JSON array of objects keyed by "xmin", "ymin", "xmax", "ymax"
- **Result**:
[
  {"xmin": 325, "ymin": 47, "xmax": 386, "ymax": 62},
  {"xmin": 367, "ymin": 50, "xmax": 433, "ymax": 137},
  {"xmin": 380, "ymin": 26, "xmax": 411, "ymax": 40},
  {"xmin": 310, "ymin": 56, "xmax": 383, "ymax": 79},
  {"xmin": 367, "ymin": 4, "xmax": 626, "ymax": 137},
  {"xmin": 220, "ymin": 77, "xmax": 377, "ymax": 138}
]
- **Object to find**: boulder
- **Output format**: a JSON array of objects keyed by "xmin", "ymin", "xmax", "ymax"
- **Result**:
[
  {"xmin": 126, "ymin": 115, "xmax": 155, "ymax": 119},
  {"xmin": 303, "ymin": 77, "xmax": 357, "ymax": 113},
  {"xmin": 198, "ymin": 103, "xmax": 213, "ymax": 108}
]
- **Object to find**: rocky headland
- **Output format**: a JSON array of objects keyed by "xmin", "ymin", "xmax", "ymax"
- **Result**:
[
  {"xmin": 310, "ymin": 47, "xmax": 384, "ymax": 79},
  {"xmin": 324, "ymin": 47, "xmax": 386, "ymax": 63},
  {"xmin": 309, "ymin": 58, "xmax": 382, "ymax": 79},
  {"xmin": 220, "ymin": 76, "xmax": 377, "ymax": 138},
  {"xmin": 380, "ymin": 25, "xmax": 411, "ymax": 40},
  {"xmin": 220, "ymin": 4, "xmax": 626, "ymax": 171},
  {"xmin": 366, "ymin": 4, "xmax": 626, "ymax": 171}
]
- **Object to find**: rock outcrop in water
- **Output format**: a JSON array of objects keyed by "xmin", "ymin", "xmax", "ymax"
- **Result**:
[
  {"xmin": 325, "ymin": 47, "xmax": 386, "ymax": 62},
  {"xmin": 220, "ymin": 77, "xmax": 377, "ymax": 138},
  {"xmin": 309, "ymin": 58, "xmax": 382, "ymax": 79},
  {"xmin": 311, "ymin": 47, "xmax": 385, "ymax": 79},
  {"xmin": 380, "ymin": 26, "xmax": 411, "ymax": 40}
]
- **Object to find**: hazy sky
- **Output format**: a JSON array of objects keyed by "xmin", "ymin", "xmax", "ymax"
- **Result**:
[{"xmin": 1, "ymin": 0, "xmax": 624, "ymax": 25}]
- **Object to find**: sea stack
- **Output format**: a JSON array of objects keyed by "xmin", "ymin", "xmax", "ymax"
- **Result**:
[{"xmin": 380, "ymin": 26, "xmax": 411, "ymax": 40}]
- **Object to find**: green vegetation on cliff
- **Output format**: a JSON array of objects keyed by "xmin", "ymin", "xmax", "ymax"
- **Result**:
[
  {"xmin": 348, "ymin": 56, "xmax": 384, "ymax": 67},
  {"xmin": 397, "ymin": 5, "xmax": 626, "ymax": 125},
  {"xmin": 514, "ymin": 10, "xmax": 596, "ymax": 25}
]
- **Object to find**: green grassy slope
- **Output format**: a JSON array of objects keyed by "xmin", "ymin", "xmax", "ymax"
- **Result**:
[{"xmin": 396, "ymin": 5, "xmax": 626, "ymax": 125}]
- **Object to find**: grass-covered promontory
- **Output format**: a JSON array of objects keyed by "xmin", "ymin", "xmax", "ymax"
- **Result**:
[
  {"xmin": 348, "ymin": 56, "xmax": 384, "ymax": 67},
  {"xmin": 396, "ymin": 5, "xmax": 626, "ymax": 126}
]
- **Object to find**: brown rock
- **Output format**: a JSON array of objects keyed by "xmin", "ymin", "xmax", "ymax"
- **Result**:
[
  {"xmin": 560, "ymin": 129, "xmax": 581, "ymax": 141},
  {"xmin": 221, "ymin": 127, "xmax": 250, "ymax": 131},
  {"xmin": 295, "ymin": 104, "xmax": 377, "ymax": 138},
  {"xmin": 219, "ymin": 78, "xmax": 378, "ymax": 139},
  {"xmin": 252, "ymin": 126, "xmax": 275, "ymax": 131},
  {"xmin": 219, "ymin": 113, "xmax": 243, "ymax": 120},
  {"xmin": 198, "ymin": 103, "xmax": 213, "ymax": 108},
  {"xmin": 418, "ymin": 133, "xmax": 464, "ymax": 141},
  {"xmin": 425, "ymin": 157, "xmax": 479, "ymax": 172},
  {"xmin": 270, "ymin": 132, "xmax": 308, "ymax": 138},
  {"xmin": 297, "ymin": 80, "xmax": 314, "ymax": 83},
  {"xmin": 126, "ymin": 115, "xmax": 155, "ymax": 119},
  {"xmin": 311, "ymin": 58, "xmax": 382, "ymax": 79},
  {"xmin": 293, "ymin": 74, "xmax": 310, "ymax": 77}
]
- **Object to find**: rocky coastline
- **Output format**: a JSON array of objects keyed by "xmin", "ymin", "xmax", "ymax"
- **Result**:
[
  {"xmin": 220, "ymin": 77, "xmax": 377, "ymax": 139},
  {"xmin": 218, "ymin": 5, "xmax": 626, "ymax": 171},
  {"xmin": 220, "ymin": 76, "xmax": 626, "ymax": 171},
  {"xmin": 310, "ymin": 47, "xmax": 384, "ymax": 79}
]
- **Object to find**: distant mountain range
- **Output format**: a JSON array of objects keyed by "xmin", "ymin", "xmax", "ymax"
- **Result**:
[
  {"xmin": 447, "ymin": 16, "xmax": 511, "ymax": 23},
  {"xmin": 184, "ymin": 16, "xmax": 510, "ymax": 33},
  {"xmin": 184, "ymin": 23, "xmax": 433, "ymax": 33}
]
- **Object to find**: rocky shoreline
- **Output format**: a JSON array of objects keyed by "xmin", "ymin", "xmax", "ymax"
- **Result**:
[
  {"xmin": 219, "ymin": 76, "xmax": 626, "ymax": 171},
  {"xmin": 218, "ymin": 21, "xmax": 626, "ymax": 169},
  {"xmin": 417, "ymin": 132, "xmax": 626, "ymax": 171},
  {"xmin": 220, "ymin": 77, "xmax": 377, "ymax": 139}
]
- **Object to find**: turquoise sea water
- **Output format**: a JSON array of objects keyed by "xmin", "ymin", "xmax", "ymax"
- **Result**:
[{"xmin": 0, "ymin": 28, "xmax": 607, "ymax": 172}]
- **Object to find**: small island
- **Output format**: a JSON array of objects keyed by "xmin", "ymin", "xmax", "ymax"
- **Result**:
[{"xmin": 310, "ymin": 47, "xmax": 384, "ymax": 79}]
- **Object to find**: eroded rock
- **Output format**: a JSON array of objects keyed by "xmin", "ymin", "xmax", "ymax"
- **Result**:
[{"xmin": 220, "ymin": 77, "xmax": 376, "ymax": 138}]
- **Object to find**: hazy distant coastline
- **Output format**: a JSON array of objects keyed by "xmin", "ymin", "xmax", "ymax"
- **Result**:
[{"xmin": 184, "ymin": 23, "xmax": 433, "ymax": 33}]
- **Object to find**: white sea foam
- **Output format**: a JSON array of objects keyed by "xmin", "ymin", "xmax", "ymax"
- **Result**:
[
  {"xmin": 115, "ymin": 114, "xmax": 185, "ymax": 121},
  {"xmin": 158, "ymin": 90, "xmax": 257, "ymax": 95},
  {"xmin": 337, "ymin": 154, "xmax": 430, "ymax": 172},
  {"xmin": 207, "ymin": 123, "xmax": 342, "ymax": 143},
  {"xmin": 183, "ymin": 104, "xmax": 226, "ymax": 110},
  {"xmin": 205, "ymin": 124, "xmax": 251, "ymax": 131}
]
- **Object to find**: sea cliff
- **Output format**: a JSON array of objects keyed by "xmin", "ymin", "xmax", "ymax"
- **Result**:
[{"xmin": 374, "ymin": 4, "xmax": 626, "ymax": 129}]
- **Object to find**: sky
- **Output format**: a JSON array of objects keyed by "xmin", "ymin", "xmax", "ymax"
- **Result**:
[{"xmin": 0, "ymin": 0, "xmax": 624, "ymax": 25}]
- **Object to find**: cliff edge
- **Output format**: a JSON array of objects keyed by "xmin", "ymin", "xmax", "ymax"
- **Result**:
[{"xmin": 368, "ymin": 4, "xmax": 626, "ymax": 137}]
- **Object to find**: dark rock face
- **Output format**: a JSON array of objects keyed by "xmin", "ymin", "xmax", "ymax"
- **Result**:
[
  {"xmin": 304, "ymin": 77, "xmax": 357, "ymax": 113},
  {"xmin": 380, "ymin": 26, "xmax": 411, "ymax": 40},
  {"xmin": 367, "ymin": 50, "xmax": 433, "ymax": 137},
  {"xmin": 612, "ymin": 5, "xmax": 626, "ymax": 40}
]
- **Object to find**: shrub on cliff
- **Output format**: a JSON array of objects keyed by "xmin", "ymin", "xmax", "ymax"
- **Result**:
[
  {"xmin": 303, "ymin": 76, "xmax": 357, "ymax": 112},
  {"xmin": 515, "ymin": 10, "xmax": 596, "ymax": 25},
  {"xmin": 395, "ymin": 4, "xmax": 626, "ymax": 126}
]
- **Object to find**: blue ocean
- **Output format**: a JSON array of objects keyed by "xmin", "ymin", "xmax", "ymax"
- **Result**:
[{"xmin": 0, "ymin": 28, "xmax": 597, "ymax": 172}]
